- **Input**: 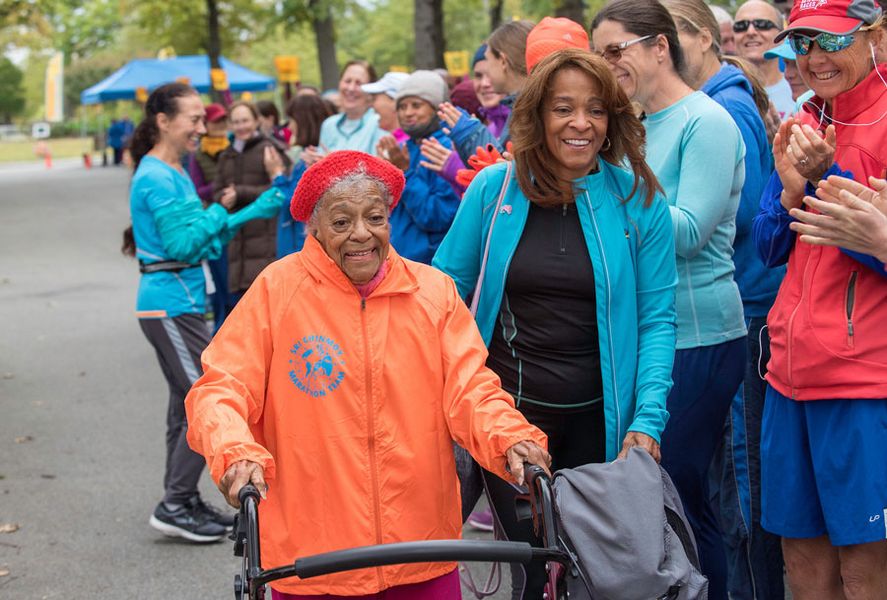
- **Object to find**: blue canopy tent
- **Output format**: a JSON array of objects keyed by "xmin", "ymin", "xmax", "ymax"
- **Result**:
[{"xmin": 80, "ymin": 55, "xmax": 275, "ymax": 104}]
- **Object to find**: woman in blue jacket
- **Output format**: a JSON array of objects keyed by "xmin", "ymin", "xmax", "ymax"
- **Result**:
[
  {"xmin": 122, "ymin": 83, "xmax": 282, "ymax": 544},
  {"xmin": 434, "ymin": 49, "xmax": 677, "ymax": 600},
  {"xmin": 377, "ymin": 70, "xmax": 461, "ymax": 264}
]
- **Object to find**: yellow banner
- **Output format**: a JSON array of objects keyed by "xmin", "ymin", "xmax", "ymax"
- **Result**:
[
  {"xmin": 44, "ymin": 52, "xmax": 64, "ymax": 122},
  {"xmin": 135, "ymin": 87, "xmax": 149, "ymax": 103},
  {"xmin": 444, "ymin": 51, "xmax": 470, "ymax": 77},
  {"xmin": 389, "ymin": 65, "xmax": 410, "ymax": 73},
  {"xmin": 274, "ymin": 56, "xmax": 300, "ymax": 83}
]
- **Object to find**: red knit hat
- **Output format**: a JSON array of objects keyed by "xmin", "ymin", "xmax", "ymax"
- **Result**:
[
  {"xmin": 525, "ymin": 17, "xmax": 590, "ymax": 73},
  {"xmin": 290, "ymin": 151, "xmax": 406, "ymax": 222}
]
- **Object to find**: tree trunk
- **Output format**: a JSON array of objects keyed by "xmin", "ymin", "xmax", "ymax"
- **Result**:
[
  {"xmin": 414, "ymin": 0, "xmax": 445, "ymax": 69},
  {"xmin": 205, "ymin": 0, "xmax": 226, "ymax": 105},
  {"xmin": 489, "ymin": 0, "xmax": 504, "ymax": 33},
  {"xmin": 554, "ymin": 0, "xmax": 585, "ymax": 26},
  {"xmin": 310, "ymin": 0, "xmax": 339, "ymax": 91}
]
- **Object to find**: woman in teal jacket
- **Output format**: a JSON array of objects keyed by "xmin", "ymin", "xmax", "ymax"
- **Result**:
[
  {"xmin": 433, "ymin": 49, "xmax": 677, "ymax": 600},
  {"xmin": 123, "ymin": 83, "xmax": 282, "ymax": 544}
]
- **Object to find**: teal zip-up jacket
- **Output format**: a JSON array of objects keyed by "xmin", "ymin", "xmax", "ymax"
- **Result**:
[{"xmin": 433, "ymin": 161, "xmax": 678, "ymax": 460}]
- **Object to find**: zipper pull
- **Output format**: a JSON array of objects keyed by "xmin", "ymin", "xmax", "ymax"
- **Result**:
[
  {"xmin": 361, "ymin": 297, "xmax": 366, "ymax": 310},
  {"xmin": 562, "ymin": 203, "xmax": 567, "ymax": 216}
]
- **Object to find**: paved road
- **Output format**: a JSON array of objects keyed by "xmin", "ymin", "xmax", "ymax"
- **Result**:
[{"xmin": 0, "ymin": 163, "xmax": 509, "ymax": 599}]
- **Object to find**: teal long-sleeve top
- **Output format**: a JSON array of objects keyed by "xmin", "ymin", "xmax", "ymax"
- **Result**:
[
  {"xmin": 131, "ymin": 156, "xmax": 283, "ymax": 318},
  {"xmin": 433, "ymin": 161, "xmax": 678, "ymax": 460},
  {"xmin": 643, "ymin": 91, "xmax": 747, "ymax": 349}
]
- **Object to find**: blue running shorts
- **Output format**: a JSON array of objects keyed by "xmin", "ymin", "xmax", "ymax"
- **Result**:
[{"xmin": 761, "ymin": 386, "xmax": 887, "ymax": 546}]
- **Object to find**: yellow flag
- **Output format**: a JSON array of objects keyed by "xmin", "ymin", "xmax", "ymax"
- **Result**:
[
  {"xmin": 274, "ymin": 56, "xmax": 300, "ymax": 83},
  {"xmin": 135, "ymin": 87, "xmax": 149, "ymax": 103},
  {"xmin": 211, "ymin": 68, "xmax": 229, "ymax": 91},
  {"xmin": 444, "ymin": 51, "xmax": 470, "ymax": 77}
]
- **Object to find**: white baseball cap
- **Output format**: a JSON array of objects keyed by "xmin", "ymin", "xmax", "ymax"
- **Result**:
[{"xmin": 361, "ymin": 72, "xmax": 410, "ymax": 99}]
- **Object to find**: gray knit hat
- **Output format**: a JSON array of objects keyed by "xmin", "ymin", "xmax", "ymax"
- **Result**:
[{"xmin": 395, "ymin": 70, "xmax": 450, "ymax": 108}]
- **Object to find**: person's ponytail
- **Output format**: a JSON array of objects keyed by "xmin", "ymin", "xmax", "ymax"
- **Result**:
[{"xmin": 129, "ymin": 117, "xmax": 159, "ymax": 171}]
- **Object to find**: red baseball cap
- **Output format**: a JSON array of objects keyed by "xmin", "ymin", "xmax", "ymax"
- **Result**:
[
  {"xmin": 775, "ymin": 0, "xmax": 883, "ymax": 42},
  {"xmin": 204, "ymin": 103, "xmax": 228, "ymax": 123}
]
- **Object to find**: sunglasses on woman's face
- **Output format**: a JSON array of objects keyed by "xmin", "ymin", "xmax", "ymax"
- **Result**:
[
  {"xmin": 595, "ymin": 35, "xmax": 654, "ymax": 64},
  {"xmin": 733, "ymin": 19, "xmax": 781, "ymax": 33},
  {"xmin": 788, "ymin": 32, "xmax": 856, "ymax": 55}
]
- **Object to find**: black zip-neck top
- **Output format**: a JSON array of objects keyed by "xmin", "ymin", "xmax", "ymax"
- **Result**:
[{"xmin": 486, "ymin": 201, "xmax": 603, "ymax": 410}]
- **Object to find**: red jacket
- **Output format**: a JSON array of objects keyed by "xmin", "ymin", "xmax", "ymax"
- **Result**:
[
  {"xmin": 186, "ymin": 236, "xmax": 547, "ymax": 595},
  {"xmin": 766, "ymin": 65, "xmax": 887, "ymax": 400}
]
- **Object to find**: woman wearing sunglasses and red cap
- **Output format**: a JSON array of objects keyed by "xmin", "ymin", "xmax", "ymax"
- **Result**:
[{"xmin": 753, "ymin": 0, "xmax": 887, "ymax": 597}]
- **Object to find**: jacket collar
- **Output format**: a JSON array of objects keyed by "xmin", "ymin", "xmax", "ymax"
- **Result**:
[
  {"xmin": 299, "ymin": 235, "xmax": 420, "ymax": 299},
  {"xmin": 802, "ymin": 64, "xmax": 887, "ymax": 125}
]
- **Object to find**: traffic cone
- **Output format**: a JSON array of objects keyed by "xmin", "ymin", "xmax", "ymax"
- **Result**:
[
  {"xmin": 44, "ymin": 149, "xmax": 52, "ymax": 169},
  {"xmin": 83, "ymin": 153, "xmax": 92, "ymax": 169}
]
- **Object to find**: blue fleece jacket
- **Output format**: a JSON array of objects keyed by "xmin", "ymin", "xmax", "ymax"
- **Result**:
[
  {"xmin": 448, "ymin": 95, "xmax": 515, "ymax": 165},
  {"xmin": 273, "ymin": 161, "xmax": 307, "ymax": 258},
  {"xmin": 433, "ymin": 161, "xmax": 678, "ymax": 459},
  {"xmin": 702, "ymin": 63, "xmax": 784, "ymax": 317},
  {"xmin": 389, "ymin": 130, "xmax": 461, "ymax": 264}
]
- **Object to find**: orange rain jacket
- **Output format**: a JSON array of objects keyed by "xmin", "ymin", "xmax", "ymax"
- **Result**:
[{"xmin": 185, "ymin": 235, "xmax": 547, "ymax": 596}]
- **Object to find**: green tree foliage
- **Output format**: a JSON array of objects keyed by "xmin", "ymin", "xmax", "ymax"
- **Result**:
[
  {"xmin": 124, "ymin": 0, "xmax": 274, "ymax": 57},
  {"xmin": 0, "ymin": 56, "xmax": 26, "ymax": 122}
]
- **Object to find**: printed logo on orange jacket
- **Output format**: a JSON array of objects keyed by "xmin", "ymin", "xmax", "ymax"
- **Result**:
[{"xmin": 288, "ymin": 335, "xmax": 346, "ymax": 397}]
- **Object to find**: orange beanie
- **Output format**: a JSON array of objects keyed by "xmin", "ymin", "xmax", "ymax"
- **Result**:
[{"xmin": 525, "ymin": 17, "xmax": 590, "ymax": 73}]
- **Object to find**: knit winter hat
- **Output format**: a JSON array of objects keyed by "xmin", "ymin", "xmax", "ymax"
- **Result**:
[
  {"xmin": 290, "ymin": 151, "xmax": 405, "ymax": 222},
  {"xmin": 473, "ymin": 44, "xmax": 489, "ymax": 68},
  {"xmin": 450, "ymin": 79, "xmax": 482, "ymax": 117},
  {"xmin": 395, "ymin": 70, "xmax": 450, "ymax": 108},
  {"xmin": 525, "ymin": 17, "xmax": 590, "ymax": 73}
]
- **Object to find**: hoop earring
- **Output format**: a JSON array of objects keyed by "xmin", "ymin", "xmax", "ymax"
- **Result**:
[{"xmin": 601, "ymin": 136, "xmax": 611, "ymax": 152}]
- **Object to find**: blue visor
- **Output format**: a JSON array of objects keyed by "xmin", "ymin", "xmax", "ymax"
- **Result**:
[{"xmin": 764, "ymin": 40, "xmax": 797, "ymax": 61}]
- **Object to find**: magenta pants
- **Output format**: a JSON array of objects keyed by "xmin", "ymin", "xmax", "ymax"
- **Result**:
[{"xmin": 270, "ymin": 569, "xmax": 461, "ymax": 599}]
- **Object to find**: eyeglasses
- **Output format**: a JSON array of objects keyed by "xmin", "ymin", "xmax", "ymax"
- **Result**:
[
  {"xmin": 788, "ymin": 32, "xmax": 856, "ymax": 55},
  {"xmin": 733, "ymin": 19, "xmax": 781, "ymax": 33},
  {"xmin": 595, "ymin": 35, "xmax": 654, "ymax": 64}
]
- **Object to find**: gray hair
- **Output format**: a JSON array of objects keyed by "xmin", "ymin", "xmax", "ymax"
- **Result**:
[
  {"xmin": 307, "ymin": 169, "xmax": 394, "ymax": 230},
  {"xmin": 709, "ymin": 4, "xmax": 733, "ymax": 26}
]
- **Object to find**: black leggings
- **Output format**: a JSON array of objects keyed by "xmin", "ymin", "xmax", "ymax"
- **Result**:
[{"xmin": 484, "ymin": 401, "xmax": 606, "ymax": 600}]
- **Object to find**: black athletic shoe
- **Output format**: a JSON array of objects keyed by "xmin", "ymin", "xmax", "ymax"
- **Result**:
[
  {"xmin": 189, "ymin": 495, "xmax": 236, "ymax": 531},
  {"xmin": 149, "ymin": 501, "xmax": 226, "ymax": 543}
]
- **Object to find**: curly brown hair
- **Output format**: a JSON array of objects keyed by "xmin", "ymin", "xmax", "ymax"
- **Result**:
[{"xmin": 510, "ymin": 48, "xmax": 661, "ymax": 207}]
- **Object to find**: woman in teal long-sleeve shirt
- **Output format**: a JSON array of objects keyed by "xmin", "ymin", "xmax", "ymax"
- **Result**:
[
  {"xmin": 123, "ymin": 83, "xmax": 282, "ymax": 545},
  {"xmin": 592, "ymin": 3, "xmax": 747, "ymax": 599},
  {"xmin": 434, "ymin": 49, "xmax": 677, "ymax": 599}
]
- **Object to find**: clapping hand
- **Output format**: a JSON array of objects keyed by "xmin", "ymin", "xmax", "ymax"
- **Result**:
[
  {"xmin": 219, "ymin": 184, "xmax": 237, "ymax": 210},
  {"xmin": 789, "ymin": 175, "xmax": 887, "ymax": 262},
  {"xmin": 419, "ymin": 137, "xmax": 452, "ymax": 172},
  {"xmin": 263, "ymin": 146, "xmax": 286, "ymax": 180},
  {"xmin": 377, "ymin": 136, "xmax": 410, "ymax": 171}
]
